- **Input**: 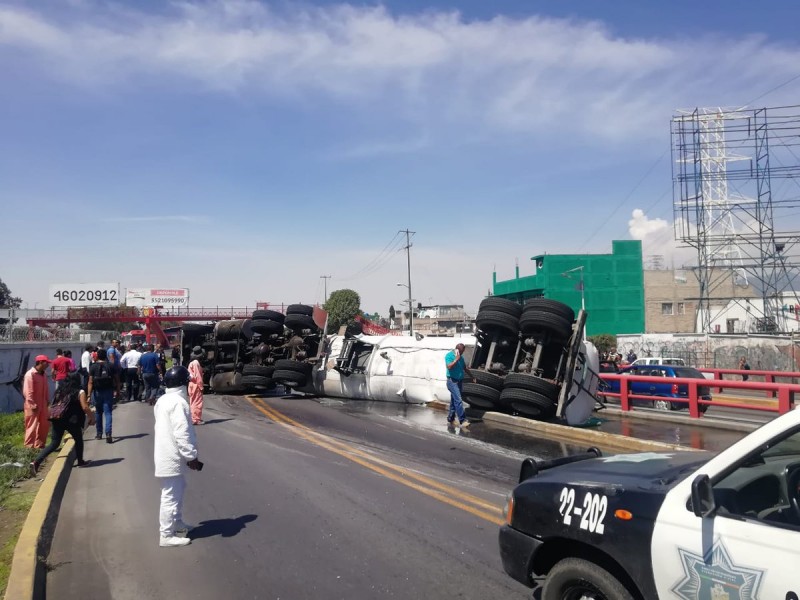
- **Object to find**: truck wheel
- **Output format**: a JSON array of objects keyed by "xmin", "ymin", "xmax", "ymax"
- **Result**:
[
  {"xmin": 652, "ymin": 399, "xmax": 671, "ymax": 411},
  {"xmin": 273, "ymin": 369, "xmax": 307, "ymax": 388},
  {"xmin": 286, "ymin": 304, "xmax": 314, "ymax": 316},
  {"xmin": 542, "ymin": 557, "xmax": 635, "ymax": 600},
  {"xmin": 284, "ymin": 314, "xmax": 317, "ymax": 333},
  {"xmin": 498, "ymin": 388, "xmax": 556, "ymax": 419},
  {"xmin": 242, "ymin": 365, "xmax": 275, "ymax": 378},
  {"xmin": 461, "ymin": 383, "xmax": 501, "ymax": 409},
  {"xmin": 470, "ymin": 370, "xmax": 505, "ymax": 391},
  {"xmin": 478, "ymin": 298, "xmax": 523, "ymax": 318},
  {"xmin": 523, "ymin": 298, "xmax": 575, "ymax": 323},
  {"xmin": 475, "ymin": 310, "xmax": 519, "ymax": 336},
  {"xmin": 503, "ymin": 373, "xmax": 559, "ymax": 400},
  {"xmin": 241, "ymin": 375, "xmax": 273, "ymax": 389},
  {"xmin": 251, "ymin": 309, "xmax": 285, "ymax": 323},
  {"xmin": 251, "ymin": 320, "xmax": 285, "ymax": 336},
  {"xmin": 519, "ymin": 311, "xmax": 572, "ymax": 341},
  {"xmin": 181, "ymin": 323, "xmax": 215, "ymax": 336}
]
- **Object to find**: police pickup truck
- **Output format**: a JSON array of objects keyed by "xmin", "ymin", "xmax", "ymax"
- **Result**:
[{"xmin": 499, "ymin": 408, "xmax": 800, "ymax": 599}]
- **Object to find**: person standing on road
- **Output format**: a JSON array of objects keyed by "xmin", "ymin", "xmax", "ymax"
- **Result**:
[
  {"xmin": 187, "ymin": 347, "xmax": 205, "ymax": 426},
  {"xmin": 80, "ymin": 344, "xmax": 93, "ymax": 391},
  {"xmin": 31, "ymin": 372, "xmax": 95, "ymax": 473},
  {"xmin": 140, "ymin": 344, "xmax": 162, "ymax": 405},
  {"xmin": 106, "ymin": 339, "xmax": 123, "ymax": 398},
  {"xmin": 51, "ymin": 348, "xmax": 71, "ymax": 391},
  {"xmin": 22, "ymin": 355, "xmax": 51, "ymax": 449},
  {"xmin": 444, "ymin": 343, "xmax": 473, "ymax": 428},
  {"xmin": 154, "ymin": 366, "xmax": 202, "ymax": 548},
  {"xmin": 739, "ymin": 356, "xmax": 751, "ymax": 381},
  {"xmin": 155, "ymin": 344, "xmax": 167, "ymax": 375},
  {"xmin": 120, "ymin": 344, "xmax": 143, "ymax": 403},
  {"xmin": 171, "ymin": 344, "xmax": 181, "ymax": 368},
  {"xmin": 88, "ymin": 348, "xmax": 118, "ymax": 443}
]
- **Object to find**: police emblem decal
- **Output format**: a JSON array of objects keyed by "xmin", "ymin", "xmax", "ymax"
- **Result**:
[{"xmin": 672, "ymin": 540, "xmax": 764, "ymax": 600}]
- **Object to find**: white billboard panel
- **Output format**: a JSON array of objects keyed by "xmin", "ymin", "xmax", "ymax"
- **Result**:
[
  {"xmin": 48, "ymin": 283, "xmax": 120, "ymax": 307},
  {"xmin": 126, "ymin": 288, "xmax": 189, "ymax": 307}
]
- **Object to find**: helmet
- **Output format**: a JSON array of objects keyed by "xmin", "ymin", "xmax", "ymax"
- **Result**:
[{"xmin": 163, "ymin": 365, "xmax": 191, "ymax": 388}]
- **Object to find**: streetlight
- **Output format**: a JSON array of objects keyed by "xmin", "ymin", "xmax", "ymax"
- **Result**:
[
  {"xmin": 397, "ymin": 283, "xmax": 414, "ymax": 336},
  {"xmin": 562, "ymin": 266, "xmax": 585, "ymax": 340}
]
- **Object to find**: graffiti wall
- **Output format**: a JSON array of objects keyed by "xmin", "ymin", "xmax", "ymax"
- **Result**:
[
  {"xmin": 616, "ymin": 333, "xmax": 800, "ymax": 372},
  {"xmin": 0, "ymin": 342, "xmax": 85, "ymax": 412}
]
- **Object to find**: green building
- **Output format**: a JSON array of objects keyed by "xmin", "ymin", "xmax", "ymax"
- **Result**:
[{"xmin": 492, "ymin": 240, "xmax": 645, "ymax": 336}]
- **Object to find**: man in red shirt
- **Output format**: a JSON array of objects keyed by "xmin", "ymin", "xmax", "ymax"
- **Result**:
[
  {"xmin": 51, "ymin": 348, "xmax": 71, "ymax": 391},
  {"xmin": 23, "ymin": 355, "xmax": 51, "ymax": 448}
]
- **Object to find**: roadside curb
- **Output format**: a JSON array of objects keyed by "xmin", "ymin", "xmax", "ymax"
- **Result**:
[
  {"xmin": 481, "ymin": 413, "xmax": 698, "ymax": 453},
  {"xmin": 599, "ymin": 407, "xmax": 760, "ymax": 433},
  {"xmin": 4, "ymin": 438, "xmax": 75, "ymax": 600}
]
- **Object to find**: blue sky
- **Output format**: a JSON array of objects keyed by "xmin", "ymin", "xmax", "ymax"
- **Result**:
[{"xmin": 2, "ymin": 0, "xmax": 799, "ymax": 315}]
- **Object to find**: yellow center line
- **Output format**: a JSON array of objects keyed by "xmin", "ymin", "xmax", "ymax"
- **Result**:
[
  {"xmin": 251, "ymin": 397, "xmax": 501, "ymax": 513},
  {"xmin": 247, "ymin": 397, "xmax": 505, "ymax": 526}
]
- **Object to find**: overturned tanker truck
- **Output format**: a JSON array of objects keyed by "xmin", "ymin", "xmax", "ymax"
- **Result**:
[{"xmin": 183, "ymin": 298, "xmax": 601, "ymax": 426}]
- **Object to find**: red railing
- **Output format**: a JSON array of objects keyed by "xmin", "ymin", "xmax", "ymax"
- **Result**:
[
  {"xmin": 600, "ymin": 373, "xmax": 800, "ymax": 417},
  {"xmin": 699, "ymin": 368, "xmax": 800, "ymax": 398}
]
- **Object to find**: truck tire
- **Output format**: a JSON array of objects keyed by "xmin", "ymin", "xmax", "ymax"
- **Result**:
[
  {"xmin": 242, "ymin": 365, "xmax": 275, "ymax": 378},
  {"xmin": 503, "ymin": 373, "xmax": 559, "ymax": 400},
  {"xmin": 470, "ymin": 370, "xmax": 504, "ymax": 391},
  {"xmin": 251, "ymin": 320, "xmax": 285, "ymax": 336},
  {"xmin": 498, "ymin": 388, "xmax": 556, "ymax": 419},
  {"xmin": 273, "ymin": 369, "xmax": 307, "ymax": 388},
  {"xmin": 461, "ymin": 383, "xmax": 501, "ymax": 410},
  {"xmin": 519, "ymin": 311, "xmax": 572, "ymax": 341},
  {"xmin": 213, "ymin": 362, "xmax": 244, "ymax": 372},
  {"xmin": 475, "ymin": 310, "xmax": 519, "ymax": 336},
  {"xmin": 523, "ymin": 298, "xmax": 575, "ymax": 323},
  {"xmin": 214, "ymin": 340, "xmax": 239, "ymax": 350},
  {"xmin": 478, "ymin": 298, "xmax": 523, "ymax": 318},
  {"xmin": 284, "ymin": 314, "xmax": 317, "ymax": 332},
  {"xmin": 286, "ymin": 304, "xmax": 314, "ymax": 316},
  {"xmin": 251, "ymin": 309, "xmax": 285, "ymax": 323},
  {"xmin": 241, "ymin": 375, "xmax": 274, "ymax": 389},
  {"xmin": 542, "ymin": 557, "xmax": 635, "ymax": 600}
]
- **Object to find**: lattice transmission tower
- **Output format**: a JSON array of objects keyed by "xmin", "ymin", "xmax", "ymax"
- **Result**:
[{"xmin": 671, "ymin": 105, "xmax": 800, "ymax": 333}]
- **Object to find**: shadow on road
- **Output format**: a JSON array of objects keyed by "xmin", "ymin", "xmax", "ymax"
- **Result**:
[
  {"xmin": 82, "ymin": 458, "xmax": 125, "ymax": 468},
  {"xmin": 202, "ymin": 418, "xmax": 233, "ymax": 425},
  {"xmin": 191, "ymin": 514, "xmax": 258, "ymax": 539},
  {"xmin": 113, "ymin": 433, "xmax": 149, "ymax": 441}
]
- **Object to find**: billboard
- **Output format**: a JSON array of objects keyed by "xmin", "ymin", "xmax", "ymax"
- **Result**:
[
  {"xmin": 48, "ymin": 283, "xmax": 120, "ymax": 307},
  {"xmin": 126, "ymin": 288, "xmax": 190, "ymax": 307}
]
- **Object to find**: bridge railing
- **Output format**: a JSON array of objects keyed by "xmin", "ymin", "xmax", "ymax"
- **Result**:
[{"xmin": 599, "ymin": 372, "xmax": 800, "ymax": 417}]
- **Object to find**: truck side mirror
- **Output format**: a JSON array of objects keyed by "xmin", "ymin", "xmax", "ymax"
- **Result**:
[{"xmin": 690, "ymin": 474, "xmax": 716, "ymax": 518}]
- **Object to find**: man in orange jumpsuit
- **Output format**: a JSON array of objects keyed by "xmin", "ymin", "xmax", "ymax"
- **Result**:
[
  {"xmin": 187, "ymin": 347, "xmax": 204, "ymax": 425},
  {"xmin": 23, "ymin": 355, "xmax": 51, "ymax": 448}
]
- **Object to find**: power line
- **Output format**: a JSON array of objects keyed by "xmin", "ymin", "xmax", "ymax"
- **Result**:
[{"xmin": 337, "ymin": 231, "xmax": 406, "ymax": 281}]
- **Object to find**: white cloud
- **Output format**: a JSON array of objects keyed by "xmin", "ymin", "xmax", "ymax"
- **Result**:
[
  {"xmin": 628, "ymin": 208, "xmax": 695, "ymax": 269},
  {"xmin": 2, "ymin": 2, "xmax": 799, "ymax": 142}
]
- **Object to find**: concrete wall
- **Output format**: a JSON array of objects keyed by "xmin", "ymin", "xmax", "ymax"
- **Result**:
[
  {"xmin": 616, "ymin": 333, "xmax": 800, "ymax": 371},
  {"xmin": 0, "ymin": 342, "xmax": 86, "ymax": 413}
]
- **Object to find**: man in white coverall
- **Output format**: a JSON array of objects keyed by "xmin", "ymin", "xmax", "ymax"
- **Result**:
[{"xmin": 154, "ymin": 365, "xmax": 202, "ymax": 547}]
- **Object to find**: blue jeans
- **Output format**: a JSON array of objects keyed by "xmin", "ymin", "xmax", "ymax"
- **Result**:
[
  {"xmin": 446, "ymin": 378, "xmax": 466, "ymax": 423},
  {"xmin": 143, "ymin": 373, "xmax": 160, "ymax": 401},
  {"xmin": 93, "ymin": 389, "xmax": 114, "ymax": 436}
]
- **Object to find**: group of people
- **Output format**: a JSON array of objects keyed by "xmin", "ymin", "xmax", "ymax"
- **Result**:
[{"xmin": 21, "ymin": 344, "xmax": 207, "ymax": 548}]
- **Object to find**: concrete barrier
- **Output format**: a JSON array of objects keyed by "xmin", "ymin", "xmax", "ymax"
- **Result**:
[{"xmin": 3, "ymin": 439, "xmax": 75, "ymax": 600}]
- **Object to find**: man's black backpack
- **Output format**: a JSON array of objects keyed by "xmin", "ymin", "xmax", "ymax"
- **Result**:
[{"xmin": 92, "ymin": 362, "xmax": 113, "ymax": 390}]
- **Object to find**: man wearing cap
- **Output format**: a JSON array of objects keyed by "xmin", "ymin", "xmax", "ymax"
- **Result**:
[
  {"xmin": 23, "ymin": 355, "xmax": 51, "ymax": 448},
  {"xmin": 187, "ymin": 348, "xmax": 205, "ymax": 425}
]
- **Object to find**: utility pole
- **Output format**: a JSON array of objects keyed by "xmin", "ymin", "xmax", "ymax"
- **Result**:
[
  {"xmin": 320, "ymin": 275, "xmax": 331, "ymax": 303},
  {"xmin": 402, "ymin": 229, "xmax": 415, "ymax": 336}
]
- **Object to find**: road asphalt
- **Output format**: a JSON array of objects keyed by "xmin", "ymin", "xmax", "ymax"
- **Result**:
[{"xmin": 46, "ymin": 394, "xmax": 569, "ymax": 600}]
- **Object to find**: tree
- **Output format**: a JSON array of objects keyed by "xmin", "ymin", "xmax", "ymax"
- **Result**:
[
  {"xmin": 588, "ymin": 334, "xmax": 617, "ymax": 356},
  {"xmin": 0, "ymin": 278, "xmax": 21, "ymax": 308},
  {"xmin": 72, "ymin": 305, "xmax": 141, "ymax": 333},
  {"xmin": 323, "ymin": 289, "xmax": 361, "ymax": 333}
]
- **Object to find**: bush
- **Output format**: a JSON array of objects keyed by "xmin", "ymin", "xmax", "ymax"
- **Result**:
[
  {"xmin": 0, "ymin": 413, "xmax": 38, "ymax": 504},
  {"xmin": 587, "ymin": 334, "xmax": 617, "ymax": 356}
]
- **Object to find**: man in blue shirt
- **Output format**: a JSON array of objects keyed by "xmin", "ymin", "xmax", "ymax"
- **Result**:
[
  {"xmin": 139, "ymin": 345, "xmax": 162, "ymax": 405},
  {"xmin": 106, "ymin": 339, "xmax": 123, "ymax": 394},
  {"xmin": 444, "ymin": 343, "xmax": 473, "ymax": 428}
]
